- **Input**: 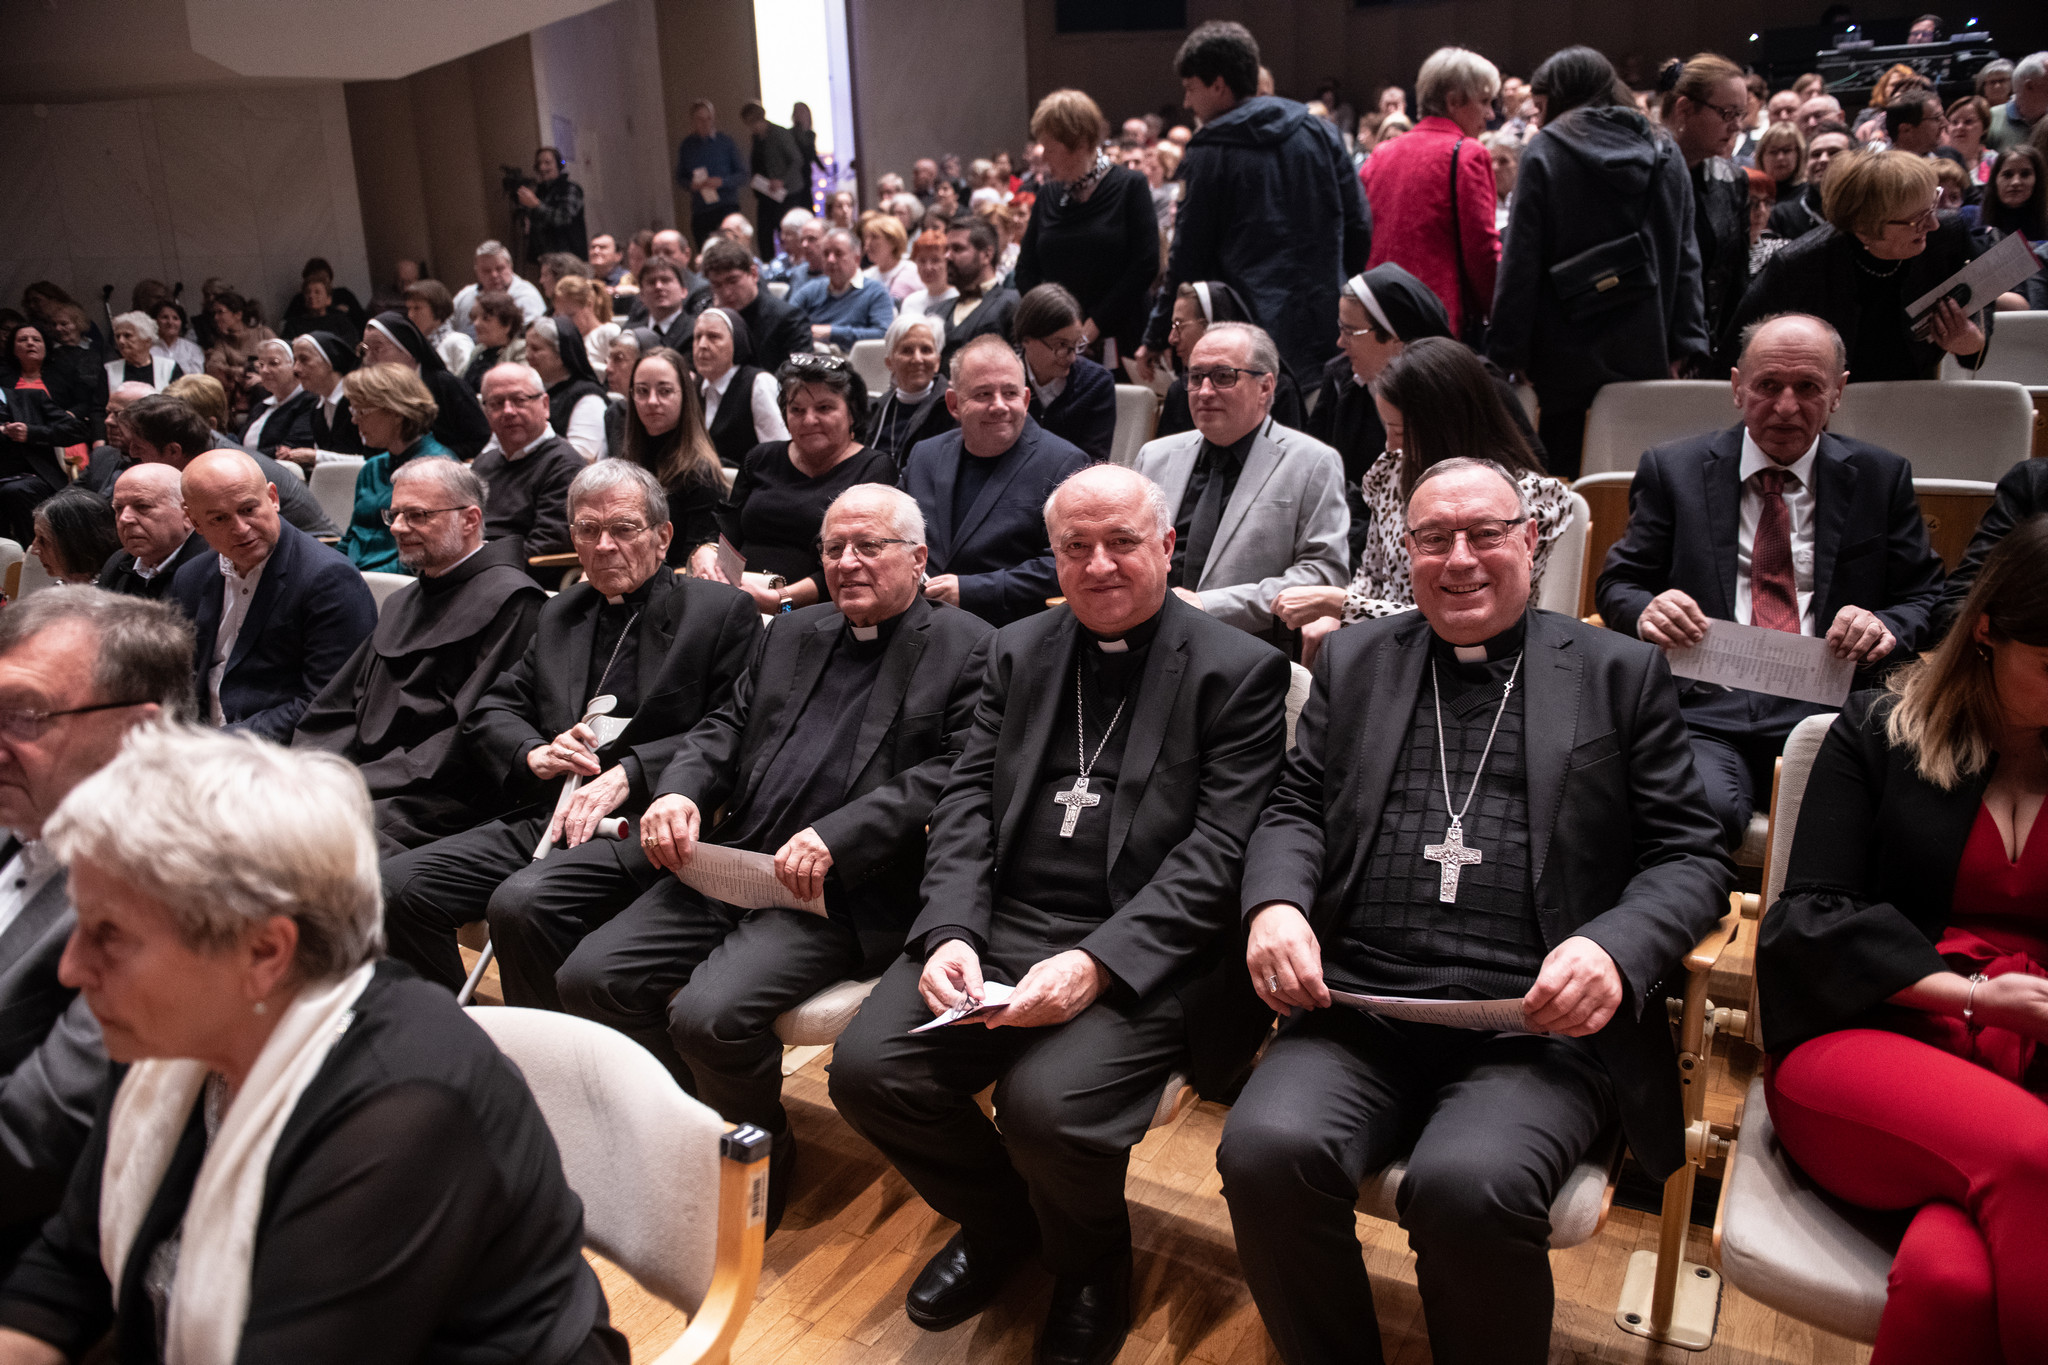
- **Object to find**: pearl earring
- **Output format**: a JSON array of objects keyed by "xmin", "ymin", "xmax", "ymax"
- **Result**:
[{"xmin": 253, "ymin": 1000, "xmax": 267, "ymax": 1016}]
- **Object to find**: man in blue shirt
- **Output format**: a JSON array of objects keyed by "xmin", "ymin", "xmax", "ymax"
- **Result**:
[
  {"xmin": 676, "ymin": 99, "xmax": 747, "ymax": 248},
  {"xmin": 791, "ymin": 228, "xmax": 896, "ymax": 350}
]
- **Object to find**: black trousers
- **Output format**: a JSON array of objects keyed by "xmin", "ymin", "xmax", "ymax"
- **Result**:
[
  {"xmin": 1216, "ymin": 1008, "xmax": 1615, "ymax": 1365},
  {"xmin": 690, "ymin": 201, "xmax": 732, "ymax": 249},
  {"xmin": 380, "ymin": 812, "xmax": 658, "ymax": 1002},
  {"xmin": 558, "ymin": 879, "xmax": 864, "ymax": 1131},
  {"xmin": 1535, "ymin": 404, "xmax": 1587, "ymax": 482},
  {"xmin": 827, "ymin": 956, "xmax": 1188, "ymax": 1275},
  {"xmin": 1687, "ymin": 728, "xmax": 1786, "ymax": 850},
  {"xmin": 754, "ymin": 196, "xmax": 790, "ymax": 259}
]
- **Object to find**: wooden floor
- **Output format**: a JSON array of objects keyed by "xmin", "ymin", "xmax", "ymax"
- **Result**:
[{"xmin": 576, "ymin": 1040, "xmax": 1874, "ymax": 1365}]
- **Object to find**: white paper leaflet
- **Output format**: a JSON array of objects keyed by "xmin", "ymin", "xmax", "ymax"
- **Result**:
[{"xmin": 1663, "ymin": 619, "xmax": 1854, "ymax": 707}]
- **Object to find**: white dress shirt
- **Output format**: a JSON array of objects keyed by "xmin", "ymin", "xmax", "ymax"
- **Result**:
[
  {"xmin": 0, "ymin": 840, "xmax": 60, "ymax": 943},
  {"xmin": 208, "ymin": 552, "xmax": 270, "ymax": 724},
  {"xmin": 241, "ymin": 385, "xmax": 303, "ymax": 452},
  {"xmin": 699, "ymin": 367, "xmax": 789, "ymax": 444},
  {"xmin": 1734, "ymin": 430, "xmax": 1819, "ymax": 634}
]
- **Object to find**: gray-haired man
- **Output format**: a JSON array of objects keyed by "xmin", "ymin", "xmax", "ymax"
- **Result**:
[{"xmin": 0, "ymin": 589, "xmax": 194, "ymax": 1268}]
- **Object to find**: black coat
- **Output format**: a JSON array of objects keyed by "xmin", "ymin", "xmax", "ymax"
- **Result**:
[
  {"xmin": 1595, "ymin": 425, "xmax": 1947, "ymax": 737},
  {"xmin": 655, "ymin": 595, "xmax": 995, "ymax": 967},
  {"xmin": 1015, "ymin": 165, "xmax": 1162, "ymax": 357},
  {"xmin": 1241, "ymin": 608, "xmax": 1731, "ymax": 1180},
  {"xmin": 471, "ymin": 434, "xmax": 584, "ymax": 561},
  {"xmin": 1144, "ymin": 95, "xmax": 1371, "ymax": 379},
  {"xmin": 462, "ymin": 571, "xmax": 760, "ymax": 815},
  {"xmin": 247, "ymin": 389, "xmax": 319, "ymax": 456},
  {"xmin": 0, "ymin": 962, "xmax": 625, "ymax": 1364},
  {"xmin": 911, "ymin": 593, "xmax": 1290, "ymax": 1001},
  {"xmin": 1028, "ymin": 355, "xmax": 1117, "ymax": 463},
  {"xmin": 170, "ymin": 521, "xmax": 378, "ymax": 743},
  {"xmin": 1691, "ymin": 156, "xmax": 1752, "ymax": 366},
  {"xmin": 1757, "ymin": 691, "xmax": 1980, "ymax": 1054},
  {"xmin": 0, "ymin": 385, "xmax": 85, "ymax": 499},
  {"xmin": 899, "ymin": 419, "xmax": 1091, "ymax": 626},
  {"xmin": 1766, "ymin": 185, "xmax": 1825, "ymax": 242},
  {"xmin": 291, "ymin": 537, "xmax": 548, "ymax": 848},
  {"xmin": 935, "ymin": 288, "xmax": 1021, "ymax": 371},
  {"xmin": 94, "ymin": 532, "xmax": 209, "ymax": 603},
  {"xmin": 1488, "ymin": 108, "xmax": 1710, "ymax": 409},
  {"xmin": 1940, "ymin": 454, "xmax": 2048, "ymax": 624},
  {"xmin": 1723, "ymin": 218, "xmax": 1989, "ymax": 380}
]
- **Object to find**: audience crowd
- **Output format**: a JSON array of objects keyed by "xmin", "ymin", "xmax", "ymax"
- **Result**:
[{"xmin": 1, "ymin": 17, "xmax": 2047, "ymax": 1365}]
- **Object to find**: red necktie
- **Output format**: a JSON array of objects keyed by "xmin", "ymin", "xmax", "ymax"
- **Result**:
[{"xmin": 1749, "ymin": 467, "xmax": 1801, "ymax": 634}]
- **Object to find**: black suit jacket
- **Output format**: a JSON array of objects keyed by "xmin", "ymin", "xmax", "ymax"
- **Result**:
[
  {"xmin": 462, "ymin": 571, "xmax": 761, "ymax": 814},
  {"xmin": 1028, "ymin": 355, "xmax": 1116, "ymax": 463},
  {"xmin": 308, "ymin": 392, "xmax": 367, "ymax": 454},
  {"xmin": 1939, "ymin": 454, "xmax": 2047, "ymax": 625},
  {"xmin": 247, "ymin": 390, "xmax": 318, "ymax": 456},
  {"xmin": 910, "ymin": 595, "xmax": 1290, "ymax": 1001},
  {"xmin": 1595, "ymin": 425, "xmax": 1946, "ymax": 735},
  {"xmin": 170, "ymin": 521, "xmax": 378, "ymax": 743},
  {"xmin": 655, "ymin": 596, "xmax": 994, "ymax": 966},
  {"xmin": 1241, "ymin": 609, "xmax": 1730, "ymax": 1180},
  {"xmin": 900, "ymin": 419, "xmax": 1091, "ymax": 626},
  {"xmin": 0, "ymin": 387, "xmax": 85, "ymax": 497},
  {"xmin": 936, "ymin": 288, "xmax": 1021, "ymax": 369},
  {"xmin": 1757, "ymin": 691, "xmax": 1975, "ymax": 1056},
  {"xmin": 94, "ymin": 533, "xmax": 209, "ymax": 604}
]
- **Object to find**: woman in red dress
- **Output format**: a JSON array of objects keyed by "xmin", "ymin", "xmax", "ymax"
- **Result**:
[{"xmin": 1760, "ymin": 513, "xmax": 2048, "ymax": 1364}]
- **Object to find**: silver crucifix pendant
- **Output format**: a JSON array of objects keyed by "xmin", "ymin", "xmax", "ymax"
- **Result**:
[
  {"xmin": 1053, "ymin": 776, "xmax": 1100, "ymax": 837},
  {"xmin": 1423, "ymin": 820, "xmax": 1483, "ymax": 903}
]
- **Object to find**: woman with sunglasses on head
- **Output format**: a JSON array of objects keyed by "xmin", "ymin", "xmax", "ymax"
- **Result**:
[
  {"xmin": 1725, "ymin": 149, "xmax": 1989, "ymax": 379},
  {"xmin": 1275, "ymin": 337, "xmax": 1569, "ymax": 665},
  {"xmin": 1014, "ymin": 284, "xmax": 1115, "ymax": 462},
  {"xmin": 690, "ymin": 355, "xmax": 896, "ymax": 613}
]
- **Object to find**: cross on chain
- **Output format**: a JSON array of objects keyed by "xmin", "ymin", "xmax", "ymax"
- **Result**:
[
  {"xmin": 1053, "ymin": 776, "xmax": 1101, "ymax": 837},
  {"xmin": 1422, "ymin": 820, "xmax": 1483, "ymax": 903}
]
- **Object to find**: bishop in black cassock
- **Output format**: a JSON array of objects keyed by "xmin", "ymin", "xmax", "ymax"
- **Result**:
[
  {"xmin": 829, "ymin": 464, "xmax": 1289, "ymax": 1365},
  {"xmin": 292, "ymin": 458, "xmax": 547, "ymax": 856},
  {"xmin": 1218, "ymin": 459, "xmax": 1728, "ymax": 1365}
]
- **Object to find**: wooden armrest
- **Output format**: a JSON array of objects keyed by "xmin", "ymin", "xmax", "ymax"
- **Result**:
[
  {"xmin": 1046, "ymin": 596, "xmax": 1067, "ymax": 607},
  {"xmin": 1580, "ymin": 612, "xmax": 1604, "ymax": 629},
  {"xmin": 652, "ymin": 1123, "xmax": 770, "ymax": 1365},
  {"xmin": 527, "ymin": 552, "xmax": 580, "ymax": 568},
  {"xmin": 316, "ymin": 535, "xmax": 341, "ymax": 545},
  {"xmin": 1683, "ymin": 903, "xmax": 1744, "ymax": 975}
]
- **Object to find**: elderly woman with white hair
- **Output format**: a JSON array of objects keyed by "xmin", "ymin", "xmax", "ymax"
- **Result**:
[
  {"xmin": 861, "ymin": 312, "xmax": 955, "ymax": 468},
  {"xmin": 102, "ymin": 312, "xmax": 181, "ymax": 394},
  {"xmin": 0, "ymin": 727, "xmax": 627, "ymax": 1364}
]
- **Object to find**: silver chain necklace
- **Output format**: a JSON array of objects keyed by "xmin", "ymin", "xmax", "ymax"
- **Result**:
[
  {"xmin": 1421, "ymin": 652, "xmax": 1522, "ymax": 903},
  {"xmin": 1052, "ymin": 663, "xmax": 1129, "ymax": 837}
]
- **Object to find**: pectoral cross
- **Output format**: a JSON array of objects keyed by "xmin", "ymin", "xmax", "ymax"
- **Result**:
[
  {"xmin": 1423, "ymin": 821, "xmax": 1483, "ymax": 903},
  {"xmin": 1053, "ymin": 776, "xmax": 1101, "ymax": 838}
]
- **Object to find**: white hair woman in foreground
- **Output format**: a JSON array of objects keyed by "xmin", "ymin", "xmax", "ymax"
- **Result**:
[{"xmin": 0, "ymin": 726, "xmax": 627, "ymax": 1365}]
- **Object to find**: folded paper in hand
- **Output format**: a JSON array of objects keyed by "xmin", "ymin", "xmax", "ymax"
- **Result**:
[
  {"xmin": 676, "ymin": 843, "xmax": 826, "ymax": 915},
  {"xmin": 911, "ymin": 982, "xmax": 1016, "ymax": 1033},
  {"xmin": 1329, "ymin": 991, "xmax": 1533, "ymax": 1032},
  {"xmin": 1907, "ymin": 231, "xmax": 2041, "ymax": 336},
  {"xmin": 1664, "ymin": 619, "xmax": 1854, "ymax": 707},
  {"xmin": 714, "ymin": 535, "xmax": 746, "ymax": 587}
]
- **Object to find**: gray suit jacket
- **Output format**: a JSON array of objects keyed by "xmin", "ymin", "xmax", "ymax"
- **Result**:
[
  {"xmin": 1133, "ymin": 418, "xmax": 1350, "ymax": 634},
  {"xmin": 0, "ymin": 860, "xmax": 105, "ymax": 1250}
]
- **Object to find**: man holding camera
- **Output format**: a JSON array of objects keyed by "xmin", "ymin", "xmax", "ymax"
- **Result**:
[{"xmin": 516, "ymin": 146, "xmax": 588, "ymax": 262}]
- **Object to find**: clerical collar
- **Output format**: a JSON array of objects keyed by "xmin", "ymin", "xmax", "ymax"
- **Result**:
[
  {"xmin": 1088, "ymin": 608, "xmax": 1164, "ymax": 654},
  {"xmin": 895, "ymin": 380, "xmax": 936, "ymax": 403},
  {"xmin": 603, "ymin": 578, "xmax": 657, "ymax": 609},
  {"xmin": 1430, "ymin": 613, "xmax": 1528, "ymax": 667},
  {"xmin": 845, "ymin": 612, "xmax": 902, "ymax": 645}
]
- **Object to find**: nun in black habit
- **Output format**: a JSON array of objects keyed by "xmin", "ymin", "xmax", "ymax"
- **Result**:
[
  {"xmin": 363, "ymin": 311, "xmax": 494, "ymax": 458},
  {"xmin": 292, "ymin": 531, "xmax": 548, "ymax": 857}
]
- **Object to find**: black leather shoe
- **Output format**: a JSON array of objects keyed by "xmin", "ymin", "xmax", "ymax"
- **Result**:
[
  {"xmin": 1035, "ymin": 1256, "xmax": 1130, "ymax": 1365},
  {"xmin": 905, "ymin": 1228, "xmax": 1034, "ymax": 1330},
  {"xmin": 765, "ymin": 1126, "xmax": 797, "ymax": 1237}
]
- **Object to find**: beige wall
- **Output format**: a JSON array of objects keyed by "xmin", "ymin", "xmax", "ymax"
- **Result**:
[
  {"xmin": 652, "ymin": 0, "xmax": 766, "ymax": 245},
  {"xmin": 530, "ymin": 0, "xmax": 678, "ymax": 244},
  {"xmin": 850, "ymin": 0, "xmax": 1033, "ymax": 201}
]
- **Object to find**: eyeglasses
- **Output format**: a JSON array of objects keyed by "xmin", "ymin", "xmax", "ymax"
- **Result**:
[
  {"xmin": 1339, "ymin": 322, "xmax": 1390, "ymax": 342},
  {"xmin": 1167, "ymin": 318, "xmax": 1202, "ymax": 336},
  {"xmin": 483, "ymin": 392, "xmax": 547, "ymax": 411},
  {"xmin": 1186, "ymin": 366, "xmax": 1268, "ymax": 391},
  {"xmin": 0, "ymin": 699, "xmax": 146, "ymax": 742},
  {"xmin": 818, "ymin": 536, "xmax": 912, "ymax": 561},
  {"xmin": 1700, "ymin": 100, "xmax": 1748, "ymax": 127},
  {"xmin": 1027, "ymin": 336, "xmax": 1080, "ymax": 360},
  {"xmin": 1405, "ymin": 517, "xmax": 1529, "ymax": 557},
  {"xmin": 570, "ymin": 519, "xmax": 654, "ymax": 543},
  {"xmin": 380, "ymin": 505, "xmax": 466, "ymax": 526},
  {"xmin": 1884, "ymin": 198, "xmax": 1941, "ymax": 230}
]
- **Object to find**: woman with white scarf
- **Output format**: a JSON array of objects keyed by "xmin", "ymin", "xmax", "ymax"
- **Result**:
[{"xmin": 0, "ymin": 727, "xmax": 626, "ymax": 1365}]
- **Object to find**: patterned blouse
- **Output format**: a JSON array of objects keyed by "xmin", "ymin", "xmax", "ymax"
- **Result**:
[{"xmin": 1339, "ymin": 447, "xmax": 1575, "ymax": 623}]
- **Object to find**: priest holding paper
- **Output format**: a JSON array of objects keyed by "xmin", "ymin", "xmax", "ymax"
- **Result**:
[
  {"xmin": 1596, "ymin": 312, "xmax": 1945, "ymax": 848},
  {"xmin": 557, "ymin": 485, "xmax": 993, "ymax": 1227},
  {"xmin": 1219, "ymin": 457, "xmax": 1729, "ymax": 1365}
]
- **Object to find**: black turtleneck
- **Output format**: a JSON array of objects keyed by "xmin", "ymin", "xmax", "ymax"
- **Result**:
[
  {"xmin": 586, "ymin": 577, "xmax": 656, "ymax": 719},
  {"xmin": 1170, "ymin": 425, "xmax": 1258, "ymax": 588},
  {"xmin": 716, "ymin": 612, "xmax": 900, "ymax": 858},
  {"xmin": 1334, "ymin": 612, "xmax": 1547, "ymax": 999}
]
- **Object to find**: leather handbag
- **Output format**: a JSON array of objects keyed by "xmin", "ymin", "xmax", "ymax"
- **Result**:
[{"xmin": 1546, "ymin": 142, "xmax": 1667, "ymax": 321}]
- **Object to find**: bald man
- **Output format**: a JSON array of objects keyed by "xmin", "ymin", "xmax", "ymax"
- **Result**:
[
  {"xmin": 79, "ymin": 379, "xmax": 157, "ymax": 493},
  {"xmin": 170, "ymin": 449, "xmax": 376, "ymax": 741},
  {"xmin": 95, "ymin": 463, "xmax": 207, "ymax": 602}
]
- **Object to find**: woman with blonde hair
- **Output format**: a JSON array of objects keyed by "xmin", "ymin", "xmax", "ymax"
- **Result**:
[
  {"xmin": 552, "ymin": 274, "xmax": 619, "ymax": 375},
  {"xmin": 1755, "ymin": 119, "xmax": 1807, "ymax": 202},
  {"xmin": 859, "ymin": 212, "xmax": 918, "ymax": 301},
  {"xmin": 337, "ymin": 362, "xmax": 448, "ymax": 572},
  {"xmin": 1757, "ymin": 514, "xmax": 2048, "ymax": 1365}
]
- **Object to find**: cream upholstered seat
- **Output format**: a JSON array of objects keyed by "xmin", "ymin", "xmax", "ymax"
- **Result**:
[
  {"xmin": 774, "ymin": 976, "xmax": 880, "ymax": 1047},
  {"xmin": 1829, "ymin": 380, "xmax": 2034, "ymax": 481},
  {"xmin": 1110, "ymin": 384, "xmax": 1159, "ymax": 467},
  {"xmin": 846, "ymin": 339, "xmax": 888, "ymax": 395},
  {"xmin": 309, "ymin": 456, "xmax": 365, "ymax": 533},
  {"xmin": 470, "ymin": 1006, "xmax": 768, "ymax": 1365},
  {"xmin": 1534, "ymin": 489, "xmax": 1592, "ymax": 618},
  {"xmin": 361, "ymin": 570, "xmax": 413, "ymax": 615},
  {"xmin": 1938, "ymin": 310, "xmax": 2048, "ymax": 384},
  {"xmin": 1579, "ymin": 381, "xmax": 1735, "ymax": 477},
  {"xmin": 1362, "ymin": 1133, "xmax": 1619, "ymax": 1249}
]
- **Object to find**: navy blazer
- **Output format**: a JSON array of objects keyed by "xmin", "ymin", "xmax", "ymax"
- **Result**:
[
  {"xmin": 171, "ymin": 521, "xmax": 377, "ymax": 743},
  {"xmin": 1595, "ymin": 424, "xmax": 1946, "ymax": 733},
  {"xmin": 899, "ymin": 418, "xmax": 1091, "ymax": 626},
  {"xmin": 1027, "ymin": 354, "xmax": 1117, "ymax": 463}
]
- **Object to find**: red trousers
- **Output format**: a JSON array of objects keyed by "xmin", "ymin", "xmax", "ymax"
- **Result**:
[{"xmin": 1768, "ymin": 1029, "xmax": 2048, "ymax": 1364}]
